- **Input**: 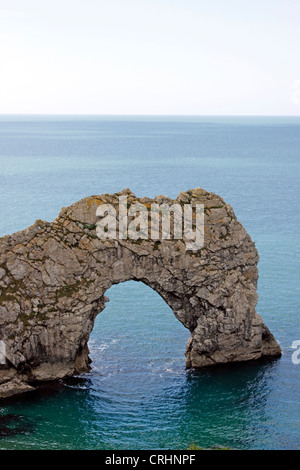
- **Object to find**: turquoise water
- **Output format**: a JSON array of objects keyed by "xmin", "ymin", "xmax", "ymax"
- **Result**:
[{"xmin": 0, "ymin": 115, "xmax": 299, "ymax": 449}]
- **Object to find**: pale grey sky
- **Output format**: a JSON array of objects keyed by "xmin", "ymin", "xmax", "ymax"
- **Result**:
[{"xmin": 0, "ymin": 0, "xmax": 299, "ymax": 115}]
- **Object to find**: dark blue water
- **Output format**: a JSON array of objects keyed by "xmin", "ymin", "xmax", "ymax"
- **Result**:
[{"xmin": 0, "ymin": 116, "xmax": 299, "ymax": 449}]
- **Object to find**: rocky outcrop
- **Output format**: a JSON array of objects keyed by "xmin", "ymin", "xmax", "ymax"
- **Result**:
[{"xmin": 0, "ymin": 188, "xmax": 281, "ymax": 398}]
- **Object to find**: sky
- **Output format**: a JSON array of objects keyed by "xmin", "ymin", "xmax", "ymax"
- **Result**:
[{"xmin": 0, "ymin": 0, "xmax": 299, "ymax": 115}]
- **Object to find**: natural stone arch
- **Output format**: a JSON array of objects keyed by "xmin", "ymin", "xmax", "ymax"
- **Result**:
[{"xmin": 0, "ymin": 188, "xmax": 281, "ymax": 398}]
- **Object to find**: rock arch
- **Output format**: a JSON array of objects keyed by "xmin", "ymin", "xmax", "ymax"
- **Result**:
[{"xmin": 0, "ymin": 188, "xmax": 281, "ymax": 397}]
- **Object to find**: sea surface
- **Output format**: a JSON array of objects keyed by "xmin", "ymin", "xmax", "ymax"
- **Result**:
[{"xmin": 0, "ymin": 115, "xmax": 299, "ymax": 450}]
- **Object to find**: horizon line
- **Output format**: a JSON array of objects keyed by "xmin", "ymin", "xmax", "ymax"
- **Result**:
[{"xmin": 0, "ymin": 113, "xmax": 300, "ymax": 117}]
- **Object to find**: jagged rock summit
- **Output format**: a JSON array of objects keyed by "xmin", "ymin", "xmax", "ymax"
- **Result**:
[{"xmin": 0, "ymin": 188, "xmax": 281, "ymax": 398}]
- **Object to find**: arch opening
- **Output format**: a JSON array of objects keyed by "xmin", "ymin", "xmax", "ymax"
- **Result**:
[{"xmin": 86, "ymin": 280, "xmax": 191, "ymax": 378}]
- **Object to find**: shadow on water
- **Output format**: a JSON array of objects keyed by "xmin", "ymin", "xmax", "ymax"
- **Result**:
[
  {"xmin": 179, "ymin": 357, "xmax": 282, "ymax": 450},
  {"xmin": 76, "ymin": 355, "xmax": 282, "ymax": 450},
  {"xmin": 0, "ymin": 356, "xmax": 282, "ymax": 449}
]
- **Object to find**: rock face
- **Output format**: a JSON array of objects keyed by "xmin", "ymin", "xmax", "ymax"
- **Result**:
[{"xmin": 0, "ymin": 188, "xmax": 281, "ymax": 398}]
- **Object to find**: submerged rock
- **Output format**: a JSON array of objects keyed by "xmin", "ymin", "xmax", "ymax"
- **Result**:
[
  {"xmin": 0, "ymin": 413, "xmax": 34, "ymax": 437},
  {"xmin": 0, "ymin": 188, "xmax": 281, "ymax": 398}
]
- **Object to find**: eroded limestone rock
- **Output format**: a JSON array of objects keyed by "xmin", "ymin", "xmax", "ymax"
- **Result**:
[{"xmin": 0, "ymin": 188, "xmax": 281, "ymax": 398}]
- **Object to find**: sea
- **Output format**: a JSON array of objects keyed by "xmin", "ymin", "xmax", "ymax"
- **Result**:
[{"xmin": 0, "ymin": 115, "xmax": 299, "ymax": 450}]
